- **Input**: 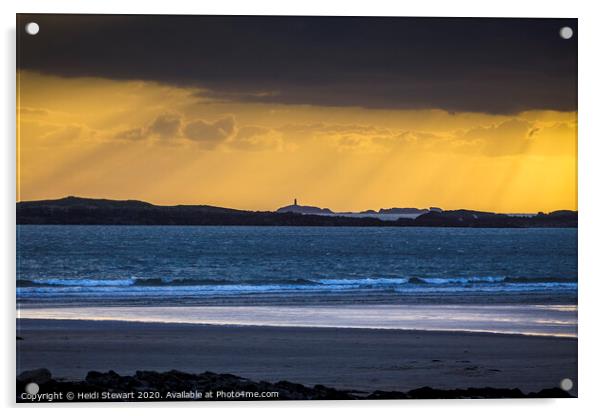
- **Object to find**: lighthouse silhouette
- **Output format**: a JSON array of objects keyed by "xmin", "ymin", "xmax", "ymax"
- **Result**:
[{"xmin": 294, "ymin": 198, "xmax": 298, "ymax": 206}]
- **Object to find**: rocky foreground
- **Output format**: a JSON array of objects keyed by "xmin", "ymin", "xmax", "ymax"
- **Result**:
[{"xmin": 17, "ymin": 368, "xmax": 574, "ymax": 402}]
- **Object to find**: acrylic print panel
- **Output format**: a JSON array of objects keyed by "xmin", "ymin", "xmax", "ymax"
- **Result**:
[{"xmin": 16, "ymin": 14, "xmax": 577, "ymax": 402}]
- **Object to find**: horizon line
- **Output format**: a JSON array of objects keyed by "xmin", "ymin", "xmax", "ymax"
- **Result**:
[{"xmin": 16, "ymin": 195, "xmax": 578, "ymax": 215}]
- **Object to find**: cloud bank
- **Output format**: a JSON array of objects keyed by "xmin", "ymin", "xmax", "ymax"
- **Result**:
[{"xmin": 18, "ymin": 15, "xmax": 577, "ymax": 114}]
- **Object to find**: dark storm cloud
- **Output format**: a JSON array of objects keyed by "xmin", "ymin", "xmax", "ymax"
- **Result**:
[{"xmin": 17, "ymin": 14, "xmax": 577, "ymax": 114}]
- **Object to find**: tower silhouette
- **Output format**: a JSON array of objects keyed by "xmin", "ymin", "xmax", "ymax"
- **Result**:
[{"xmin": 294, "ymin": 198, "xmax": 298, "ymax": 206}]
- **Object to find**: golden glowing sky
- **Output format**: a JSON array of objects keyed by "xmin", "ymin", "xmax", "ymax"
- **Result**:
[{"xmin": 17, "ymin": 71, "xmax": 577, "ymax": 213}]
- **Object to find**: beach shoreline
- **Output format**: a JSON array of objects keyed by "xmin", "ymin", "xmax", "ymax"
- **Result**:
[
  {"xmin": 17, "ymin": 318, "xmax": 578, "ymax": 395},
  {"xmin": 16, "ymin": 304, "xmax": 578, "ymax": 338}
]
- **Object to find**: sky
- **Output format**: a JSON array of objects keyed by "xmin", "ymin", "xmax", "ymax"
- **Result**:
[{"xmin": 17, "ymin": 15, "xmax": 577, "ymax": 212}]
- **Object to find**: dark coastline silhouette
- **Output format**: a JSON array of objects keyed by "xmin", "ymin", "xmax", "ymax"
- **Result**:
[{"xmin": 17, "ymin": 196, "xmax": 577, "ymax": 227}]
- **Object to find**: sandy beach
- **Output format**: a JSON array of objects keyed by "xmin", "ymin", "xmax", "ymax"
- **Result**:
[{"xmin": 17, "ymin": 318, "xmax": 577, "ymax": 395}]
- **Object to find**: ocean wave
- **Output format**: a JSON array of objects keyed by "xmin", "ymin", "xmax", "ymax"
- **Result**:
[
  {"xmin": 17, "ymin": 278, "xmax": 134, "ymax": 287},
  {"xmin": 407, "ymin": 276, "xmax": 506, "ymax": 285},
  {"xmin": 503, "ymin": 277, "xmax": 576, "ymax": 284},
  {"xmin": 17, "ymin": 275, "xmax": 577, "ymax": 301},
  {"xmin": 313, "ymin": 277, "xmax": 410, "ymax": 286}
]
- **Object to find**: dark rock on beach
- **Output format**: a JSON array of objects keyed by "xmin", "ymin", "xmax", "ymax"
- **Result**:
[
  {"xmin": 16, "ymin": 369, "xmax": 574, "ymax": 402},
  {"xmin": 17, "ymin": 368, "xmax": 52, "ymax": 385},
  {"xmin": 367, "ymin": 386, "xmax": 572, "ymax": 399}
]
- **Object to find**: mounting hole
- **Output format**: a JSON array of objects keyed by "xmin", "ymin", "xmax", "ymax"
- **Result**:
[
  {"xmin": 560, "ymin": 378, "xmax": 573, "ymax": 391},
  {"xmin": 25, "ymin": 22, "xmax": 40, "ymax": 36},
  {"xmin": 559, "ymin": 26, "xmax": 573, "ymax": 40},
  {"xmin": 25, "ymin": 382, "xmax": 39, "ymax": 395}
]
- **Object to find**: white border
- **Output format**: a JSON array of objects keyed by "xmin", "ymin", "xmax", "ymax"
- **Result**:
[{"xmin": 3, "ymin": 1, "xmax": 601, "ymax": 415}]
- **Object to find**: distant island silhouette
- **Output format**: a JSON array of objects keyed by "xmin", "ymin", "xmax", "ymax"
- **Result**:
[
  {"xmin": 276, "ymin": 199, "xmax": 435, "ymax": 220},
  {"xmin": 16, "ymin": 196, "xmax": 577, "ymax": 227}
]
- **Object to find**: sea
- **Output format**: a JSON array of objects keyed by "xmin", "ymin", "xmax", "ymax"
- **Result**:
[{"xmin": 16, "ymin": 225, "xmax": 578, "ymax": 336}]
